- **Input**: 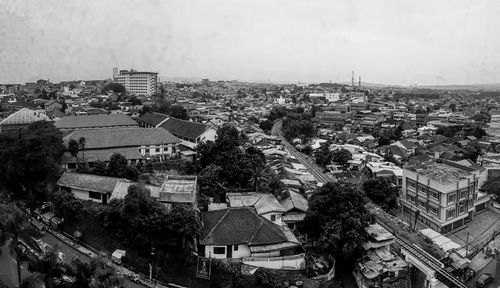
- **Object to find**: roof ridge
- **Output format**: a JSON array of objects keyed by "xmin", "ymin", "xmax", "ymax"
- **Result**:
[
  {"xmin": 202, "ymin": 209, "xmax": 230, "ymax": 243},
  {"xmin": 249, "ymin": 221, "xmax": 264, "ymax": 244}
]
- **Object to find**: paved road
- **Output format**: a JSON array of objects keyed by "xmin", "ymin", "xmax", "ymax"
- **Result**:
[{"xmin": 40, "ymin": 232, "xmax": 144, "ymax": 288}]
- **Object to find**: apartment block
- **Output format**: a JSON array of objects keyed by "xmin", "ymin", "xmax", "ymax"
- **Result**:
[
  {"xmin": 401, "ymin": 159, "xmax": 490, "ymax": 233},
  {"xmin": 113, "ymin": 68, "xmax": 158, "ymax": 96}
]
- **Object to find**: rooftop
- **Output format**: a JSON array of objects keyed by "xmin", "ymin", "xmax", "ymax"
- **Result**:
[
  {"xmin": 160, "ymin": 117, "xmax": 211, "ymax": 140},
  {"xmin": 63, "ymin": 127, "xmax": 179, "ymax": 149},
  {"xmin": 57, "ymin": 172, "xmax": 124, "ymax": 194},
  {"xmin": 406, "ymin": 159, "xmax": 476, "ymax": 185},
  {"xmin": 55, "ymin": 114, "xmax": 138, "ymax": 129},
  {"xmin": 159, "ymin": 175, "xmax": 197, "ymax": 203},
  {"xmin": 0, "ymin": 108, "xmax": 50, "ymax": 126}
]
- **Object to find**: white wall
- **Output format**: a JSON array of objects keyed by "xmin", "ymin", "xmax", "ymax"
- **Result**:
[
  {"xmin": 261, "ymin": 212, "xmax": 283, "ymax": 226},
  {"xmin": 242, "ymin": 253, "xmax": 306, "ymax": 270},
  {"xmin": 72, "ymin": 188, "xmax": 103, "ymax": 203},
  {"xmin": 204, "ymin": 244, "xmax": 251, "ymax": 259},
  {"xmin": 199, "ymin": 128, "xmax": 217, "ymax": 143}
]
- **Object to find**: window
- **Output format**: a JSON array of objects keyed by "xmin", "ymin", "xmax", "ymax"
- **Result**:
[
  {"xmin": 446, "ymin": 208, "xmax": 455, "ymax": 220},
  {"xmin": 233, "ymin": 245, "xmax": 238, "ymax": 251},
  {"xmin": 156, "ymin": 148, "xmax": 160, "ymax": 152},
  {"xmin": 407, "ymin": 180, "xmax": 416, "ymax": 190},
  {"xmin": 430, "ymin": 189, "xmax": 439, "ymax": 199},
  {"xmin": 447, "ymin": 194, "xmax": 456, "ymax": 204},
  {"xmin": 459, "ymin": 204, "xmax": 466, "ymax": 214},
  {"xmin": 418, "ymin": 200, "xmax": 426, "ymax": 208},
  {"xmin": 460, "ymin": 189, "xmax": 467, "ymax": 200},
  {"xmin": 407, "ymin": 195, "xmax": 415, "ymax": 204},
  {"xmin": 429, "ymin": 206, "xmax": 438, "ymax": 216},
  {"xmin": 89, "ymin": 191, "xmax": 101, "ymax": 200},
  {"xmin": 271, "ymin": 215, "xmax": 276, "ymax": 222},
  {"xmin": 213, "ymin": 247, "xmax": 225, "ymax": 255}
]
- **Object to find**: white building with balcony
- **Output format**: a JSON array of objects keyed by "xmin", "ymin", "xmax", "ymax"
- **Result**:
[{"xmin": 113, "ymin": 68, "xmax": 158, "ymax": 96}]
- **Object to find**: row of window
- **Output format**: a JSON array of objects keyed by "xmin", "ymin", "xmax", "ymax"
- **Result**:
[
  {"xmin": 407, "ymin": 195, "xmax": 471, "ymax": 220},
  {"xmin": 213, "ymin": 245, "xmax": 239, "ymax": 255}
]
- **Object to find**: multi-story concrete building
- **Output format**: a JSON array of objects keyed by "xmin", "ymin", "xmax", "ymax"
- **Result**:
[
  {"xmin": 401, "ymin": 159, "xmax": 490, "ymax": 233},
  {"xmin": 113, "ymin": 68, "xmax": 158, "ymax": 96}
]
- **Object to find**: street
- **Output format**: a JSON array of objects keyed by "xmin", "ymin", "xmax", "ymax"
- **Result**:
[{"xmin": 0, "ymin": 234, "xmax": 143, "ymax": 288}]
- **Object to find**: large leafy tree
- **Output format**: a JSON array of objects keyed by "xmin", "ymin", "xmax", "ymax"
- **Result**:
[
  {"xmin": 315, "ymin": 142, "xmax": 333, "ymax": 167},
  {"xmin": 332, "ymin": 149, "xmax": 352, "ymax": 167},
  {"xmin": 170, "ymin": 105, "xmax": 188, "ymax": 120},
  {"xmin": 0, "ymin": 121, "xmax": 64, "ymax": 201},
  {"xmin": 362, "ymin": 178, "xmax": 399, "ymax": 212},
  {"xmin": 71, "ymin": 257, "xmax": 124, "ymax": 288},
  {"xmin": 21, "ymin": 251, "xmax": 72, "ymax": 288},
  {"xmin": 304, "ymin": 182, "xmax": 373, "ymax": 263},
  {"xmin": 0, "ymin": 203, "xmax": 32, "ymax": 287}
]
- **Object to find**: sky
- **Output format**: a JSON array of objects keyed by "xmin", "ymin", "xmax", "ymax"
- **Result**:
[{"xmin": 1, "ymin": 0, "xmax": 500, "ymax": 85}]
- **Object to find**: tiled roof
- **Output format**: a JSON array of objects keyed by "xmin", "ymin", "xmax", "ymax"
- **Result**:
[
  {"xmin": 110, "ymin": 181, "xmax": 161, "ymax": 201},
  {"xmin": 137, "ymin": 112, "xmax": 169, "ymax": 127},
  {"xmin": 61, "ymin": 147, "xmax": 143, "ymax": 164},
  {"xmin": 57, "ymin": 172, "xmax": 123, "ymax": 193},
  {"xmin": 63, "ymin": 128, "xmax": 179, "ymax": 149},
  {"xmin": 200, "ymin": 207, "xmax": 287, "ymax": 246},
  {"xmin": 0, "ymin": 108, "xmax": 50, "ymax": 126},
  {"xmin": 279, "ymin": 190, "xmax": 309, "ymax": 213},
  {"xmin": 160, "ymin": 117, "xmax": 210, "ymax": 140},
  {"xmin": 55, "ymin": 114, "xmax": 138, "ymax": 129}
]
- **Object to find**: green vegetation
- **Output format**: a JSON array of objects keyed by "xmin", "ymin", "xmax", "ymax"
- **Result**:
[
  {"xmin": 362, "ymin": 178, "xmax": 399, "ymax": 212},
  {"xmin": 303, "ymin": 182, "xmax": 373, "ymax": 264}
]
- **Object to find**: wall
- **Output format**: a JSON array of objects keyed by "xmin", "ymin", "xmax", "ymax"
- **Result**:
[
  {"xmin": 261, "ymin": 212, "xmax": 283, "ymax": 226},
  {"xmin": 242, "ymin": 253, "xmax": 306, "ymax": 270},
  {"xmin": 199, "ymin": 128, "xmax": 217, "ymax": 143},
  {"xmin": 204, "ymin": 244, "xmax": 251, "ymax": 259},
  {"xmin": 72, "ymin": 188, "xmax": 103, "ymax": 203}
]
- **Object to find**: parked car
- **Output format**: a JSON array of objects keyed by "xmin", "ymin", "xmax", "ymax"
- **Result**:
[
  {"xmin": 127, "ymin": 273, "xmax": 140, "ymax": 283},
  {"xmin": 476, "ymin": 273, "xmax": 494, "ymax": 288}
]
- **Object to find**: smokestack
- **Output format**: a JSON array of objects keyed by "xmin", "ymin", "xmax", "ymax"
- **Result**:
[
  {"xmin": 351, "ymin": 71, "xmax": 354, "ymax": 86},
  {"xmin": 359, "ymin": 75, "xmax": 361, "ymax": 87}
]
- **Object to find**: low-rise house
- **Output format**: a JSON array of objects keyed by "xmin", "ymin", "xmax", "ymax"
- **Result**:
[
  {"xmin": 136, "ymin": 112, "xmax": 169, "ymax": 128},
  {"xmin": 160, "ymin": 117, "xmax": 217, "ymax": 149},
  {"xmin": 159, "ymin": 175, "xmax": 197, "ymax": 211},
  {"xmin": 226, "ymin": 192, "xmax": 286, "ymax": 225},
  {"xmin": 0, "ymin": 108, "xmax": 51, "ymax": 133},
  {"xmin": 55, "ymin": 114, "xmax": 138, "ymax": 131},
  {"xmin": 57, "ymin": 172, "xmax": 124, "ymax": 204},
  {"xmin": 279, "ymin": 190, "xmax": 309, "ymax": 224},
  {"xmin": 200, "ymin": 207, "xmax": 305, "ymax": 270},
  {"xmin": 353, "ymin": 224, "xmax": 409, "ymax": 288},
  {"xmin": 61, "ymin": 127, "xmax": 180, "ymax": 169}
]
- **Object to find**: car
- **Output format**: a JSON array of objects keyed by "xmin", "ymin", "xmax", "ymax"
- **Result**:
[
  {"xmin": 476, "ymin": 273, "xmax": 494, "ymax": 288},
  {"xmin": 127, "ymin": 273, "xmax": 140, "ymax": 283}
]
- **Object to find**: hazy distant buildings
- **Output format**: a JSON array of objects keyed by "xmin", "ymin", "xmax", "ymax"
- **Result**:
[{"xmin": 113, "ymin": 67, "xmax": 158, "ymax": 96}]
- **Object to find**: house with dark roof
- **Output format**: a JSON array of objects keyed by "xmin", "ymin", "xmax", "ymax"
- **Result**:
[
  {"xmin": 57, "ymin": 171, "xmax": 125, "ymax": 204},
  {"xmin": 137, "ymin": 112, "xmax": 169, "ymax": 128},
  {"xmin": 200, "ymin": 207, "xmax": 304, "ymax": 269},
  {"xmin": 55, "ymin": 114, "xmax": 138, "ymax": 131},
  {"xmin": 160, "ymin": 117, "xmax": 217, "ymax": 149},
  {"xmin": 61, "ymin": 127, "xmax": 180, "ymax": 169}
]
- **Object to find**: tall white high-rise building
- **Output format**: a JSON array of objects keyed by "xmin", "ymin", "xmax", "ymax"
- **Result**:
[{"xmin": 113, "ymin": 68, "xmax": 158, "ymax": 96}]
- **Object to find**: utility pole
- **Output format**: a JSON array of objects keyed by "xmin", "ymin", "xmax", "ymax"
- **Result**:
[{"xmin": 465, "ymin": 232, "xmax": 470, "ymax": 257}]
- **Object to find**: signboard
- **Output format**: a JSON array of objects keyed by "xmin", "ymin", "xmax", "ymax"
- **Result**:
[{"xmin": 196, "ymin": 257, "xmax": 212, "ymax": 280}]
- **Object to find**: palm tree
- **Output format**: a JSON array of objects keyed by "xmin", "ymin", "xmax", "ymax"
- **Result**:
[
  {"xmin": 0, "ymin": 203, "xmax": 31, "ymax": 287},
  {"xmin": 249, "ymin": 166, "xmax": 271, "ymax": 193},
  {"xmin": 71, "ymin": 256, "xmax": 124, "ymax": 288},
  {"xmin": 21, "ymin": 251, "xmax": 72, "ymax": 288},
  {"xmin": 78, "ymin": 137, "xmax": 86, "ymax": 166}
]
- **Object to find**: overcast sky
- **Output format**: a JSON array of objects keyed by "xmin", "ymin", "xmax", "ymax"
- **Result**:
[{"xmin": 1, "ymin": 0, "xmax": 500, "ymax": 85}]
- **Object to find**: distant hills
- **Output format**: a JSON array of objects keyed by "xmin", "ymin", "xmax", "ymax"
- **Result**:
[{"xmin": 418, "ymin": 83, "xmax": 500, "ymax": 91}]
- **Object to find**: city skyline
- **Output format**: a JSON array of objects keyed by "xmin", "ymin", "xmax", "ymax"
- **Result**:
[{"xmin": 1, "ymin": 0, "xmax": 500, "ymax": 86}]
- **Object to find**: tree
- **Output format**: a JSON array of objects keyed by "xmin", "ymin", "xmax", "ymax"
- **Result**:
[
  {"xmin": 71, "ymin": 256, "xmax": 124, "ymax": 288},
  {"xmin": 170, "ymin": 105, "xmax": 188, "ymax": 120},
  {"xmin": 436, "ymin": 126, "xmax": 454, "ymax": 138},
  {"xmin": 304, "ymin": 182, "xmax": 373, "ymax": 263},
  {"xmin": 332, "ymin": 149, "xmax": 352, "ymax": 167},
  {"xmin": 315, "ymin": 143, "xmax": 333, "ymax": 167},
  {"xmin": 102, "ymin": 83, "xmax": 125, "ymax": 94},
  {"xmin": 68, "ymin": 139, "xmax": 80, "ymax": 163},
  {"xmin": 362, "ymin": 178, "xmax": 399, "ymax": 212},
  {"xmin": 198, "ymin": 164, "xmax": 226, "ymax": 202},
  {"xmin": 21, "ymin": 251, "xmax": 72, "ymax": 288},
  {"xmin": 210, "ymin": 260, "xmax": 246, "ymax": 288},
  {"xmin": 0, "ymin": 121, "xmax": 64, "ymax": 202},
  {"xmin": 129, "ymin": 96, "xmax": 142, "ymax": 106},
  {"xmin": 78, "ymin": 137, "xmax": 86, "ymax": 165},
  {"xmin": 249, "ymin": 164, "xmax": 271, "ymax": 193},
  {"xmin": 0, "ymin": 204, "xmax": 32, "ymax": 287},
  {"xmin": 106, "ymin": 153, "xmax": 128, "ymax": 178},
  {"xmin": 259, "ymin": 120, "xmax": 273, "ymax": 131},
  {"xmin": 51, "ymin": 190, "xmax": 84, "ymax": 222}
]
